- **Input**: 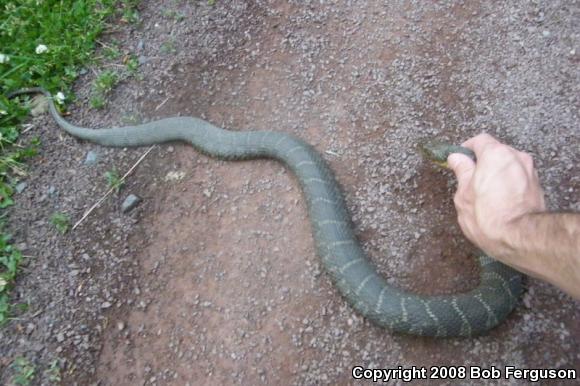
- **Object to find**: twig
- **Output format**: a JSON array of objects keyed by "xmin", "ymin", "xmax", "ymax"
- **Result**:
[
  {"xmin": 9, "ymin": 297, "xmax": 66, "ymax": 321},
  {"xmin": 155, "ymin": 96, "xmax": 170, "ymax": 111},
  {"xmin": 21, "ymin": 123, "xmax": 35, "ymax": 134},
  {"xmin": 325, "ymin": 149, "xmax": 340, "ymax": 157},
  {"xmin": 72, "ymin": 145, "xmax": 156, "ymax": 230}
]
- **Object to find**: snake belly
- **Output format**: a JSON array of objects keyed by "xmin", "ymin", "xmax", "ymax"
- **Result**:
[{"xmin": 13, "ymin": 88, "xmax": 522, "ymax": 337}]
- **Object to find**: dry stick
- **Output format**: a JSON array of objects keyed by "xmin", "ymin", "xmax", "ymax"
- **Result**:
[
  {"xmin": 72, "ymin": 145, "xmax": 156, "ymax": 230},
  {"xmin": 155, "ymin": 96, "xmax": 170, "ymax": 111},
  {"xmin": 21, "ymin": 123, "xmax": 35, "ymax": 134}
]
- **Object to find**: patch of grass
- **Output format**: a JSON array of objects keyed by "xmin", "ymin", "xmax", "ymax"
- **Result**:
[
  {"xmin": 90, "ymin": 69, "xmax": 119, "ymax": 109},
  {"xmin": 160, "ymin": 39, "xmax": 177, "ymax": 55},
  {"xmin": 94, "ymin": 69, "xmax": 119, "ymax": 93},
  {"xmin": 11, "ymin": 357, "xmax": 36, "ymax": 385},
  {"xmin": 121, "ymin": 113, "xmax": 141, "ymax": 125},
  {"xmin": 124, "ymin": 54, "xmax": 139, "ymax": 75},
  {"xmin": 0, "ymin": 230, "xmax": 23, "ymax": 324},
  {"xmin": 1, "ymin": 2, "xmax": 117, "ymax": 92},
  {"xmin": 121, "ymin": 7, "xmax": 140, "ymax": 24},
  {"xmin": 90, "ymin": 94, "xmax": 106, "ymax": 109},
  {"xmin": 45, "ymin": 359, "xmax": 62, "ymax": 383},
  {"xmin": 101, "ymin": 41, "xmax": 122, "ymax": 60},
  {"xmin": 0, "ymin": 0, "xmax": 145, "ymax": 324},
  {"xmin": 163, "ymin": 9, "xmax": 185, "ymax": 22},
  {"xmin": 50, "ymin": 212, "xmax": 70, "ymax": 234},
  {"xmin": 105, "ymin": 168, "xmax": 124, "ymax": 193},
  {"xmin": 0, "ymin": 0, "xmax": 141, "ymax": 323}
]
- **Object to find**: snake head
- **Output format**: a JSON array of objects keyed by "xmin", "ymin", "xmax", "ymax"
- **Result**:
[{"xmin": 419, "ymin": 141, "xmax": 476, "ymax": 169}]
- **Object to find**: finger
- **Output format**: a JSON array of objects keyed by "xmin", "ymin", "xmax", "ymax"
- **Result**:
[
  {"xmin": 457, "ymin": 214, "xmax": 466, "ymax": 232},
  {"xmin": 456, "ymin": 215, "xmax": 476, "ymax": 245},
  {"xmin": 447, "ymin": 153, "xmax": 475, "ymax": 190},
  {"xmin": 462, "ymin": 132, "xmax": 502, "ymax": 156},
  {"xmin": 453, "ymin": 191, "xmax": 467, "ymax": 211}
]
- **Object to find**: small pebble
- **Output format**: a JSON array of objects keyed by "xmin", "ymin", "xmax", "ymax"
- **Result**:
[
  {"xmin": 122, "ymin": 194, "xmax": 142, "ymax": 213},
  {"xmin": 26, "ymin": 323, "xmax": 35, "ymax": 335},
  {"xmin": 15, "ymin": 182, "xmax": 27, "ymax": 193},
  {"xmin": 84, "ymin": 150, "xmax": 99, "ymax": 165}
]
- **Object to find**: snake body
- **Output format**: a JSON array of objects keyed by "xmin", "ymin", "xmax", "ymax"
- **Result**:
[{"xmin": 12, "ymin": 88, "xmax": 521, "ymax": 337}]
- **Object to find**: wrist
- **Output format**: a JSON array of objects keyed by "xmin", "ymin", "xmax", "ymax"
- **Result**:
[
  {"xmin": 501, "ymin": 212, "xmax": 571, "ymax": 285},
  {"xmin": 488, "ymin": 212, "xmax": 545, "ymax": 277}
]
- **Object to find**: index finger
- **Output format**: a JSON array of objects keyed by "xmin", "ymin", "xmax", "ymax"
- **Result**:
[{"xmin": 462, "ymin": 133, "xmax": 502, "ymax": 156}]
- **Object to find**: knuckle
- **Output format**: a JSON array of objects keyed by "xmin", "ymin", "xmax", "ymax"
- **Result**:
[
  {"xmin": 478, "ymin": 145, "xmax": 497, "ymax": 160},
  {"xmin": 473, "ymin": 132, "xmax": 492, "ymax": 141},
  {"xmin": 496, "ymin": 144, "xmax": 514, "ymax": 155},
  {"xmin": 486, "ymin": 144, "xmax": 519, "ymax": 162},
  {"xmin": 518, "ymin": 150, "xmax": 531, "ymax": 159}
]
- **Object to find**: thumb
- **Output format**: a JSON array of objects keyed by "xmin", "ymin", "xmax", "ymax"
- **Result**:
[{"xmin": 447, "ymin": 153, "xmax": 475, "ymax": 190}]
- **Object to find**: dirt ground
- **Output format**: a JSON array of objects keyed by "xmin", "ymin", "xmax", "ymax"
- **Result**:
[{"xmin": 1, "ymin": 1, "xmax": 579, "ymax": 385}]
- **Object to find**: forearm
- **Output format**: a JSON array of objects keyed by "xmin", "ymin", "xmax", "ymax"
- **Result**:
[{"xmin": 502, "ymin": 212, "xmax": 580, "ymax": 299}]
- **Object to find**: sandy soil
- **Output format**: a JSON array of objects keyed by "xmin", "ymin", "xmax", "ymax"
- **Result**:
[{"xmin": 1, "ymin": 1, "xmax": 579, "ymax": 385}]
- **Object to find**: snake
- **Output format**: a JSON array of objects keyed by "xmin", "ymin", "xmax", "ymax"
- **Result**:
[{"xmin": 10, "ymin": 88, "xmax": 522, "ymax": 337}]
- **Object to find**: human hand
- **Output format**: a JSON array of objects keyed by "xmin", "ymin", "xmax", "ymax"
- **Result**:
[{"xmin": 447, "ymin": 133, "xmax": 546, "ymax": 273}]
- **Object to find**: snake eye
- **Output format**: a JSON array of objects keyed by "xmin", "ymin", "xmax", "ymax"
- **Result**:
[{"xmin": 419, "ymin": 141, "xmax": 449, "ymax": 164}]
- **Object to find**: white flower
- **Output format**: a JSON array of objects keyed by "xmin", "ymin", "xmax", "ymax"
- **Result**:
[
  {"xmin": 55, "ymin": 92, "xmax": 66, "ymax": 104},
  {"xmin": 35, "ymin": 44, "xmax": 48, "ymax": 54},
  {"xmin": 0, "ymin": 110, "xmax": 7, "ymax": 115},
  {"xmin": 0, "ymin": 54, "xmax": 9, "ymax": 64}
]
